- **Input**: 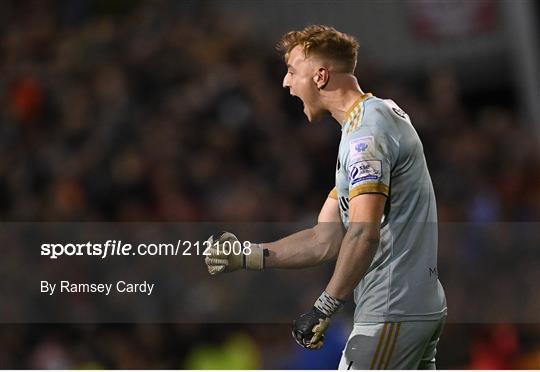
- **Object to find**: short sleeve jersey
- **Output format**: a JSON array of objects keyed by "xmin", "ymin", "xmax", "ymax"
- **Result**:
[{"xmin": 331, "ymin": 93, "xmax": 447, "ymax": 322}]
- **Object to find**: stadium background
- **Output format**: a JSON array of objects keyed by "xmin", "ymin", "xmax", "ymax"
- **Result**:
[{"xmin": 1, "ymin": 0, "xmax": 539, "ymax": 368}]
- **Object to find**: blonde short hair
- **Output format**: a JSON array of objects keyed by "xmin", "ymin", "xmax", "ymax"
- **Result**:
[{"xmin": 277, "ymin": 25, "xmax": 359, "ymax": 73}]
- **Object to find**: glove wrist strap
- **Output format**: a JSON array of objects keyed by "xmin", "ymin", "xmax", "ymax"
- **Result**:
[
  {"xmin": 244, "ymin": 243, "xmax": 264, "ymax": 270},
  {"xmin": 314, "ymin": 291, "xmax": 344, "ymax": 317}
]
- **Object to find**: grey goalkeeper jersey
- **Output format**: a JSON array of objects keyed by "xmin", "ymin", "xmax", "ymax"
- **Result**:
[{"xmin": 331, "ymin": 93, "xmax": 447, "ymax": 322}]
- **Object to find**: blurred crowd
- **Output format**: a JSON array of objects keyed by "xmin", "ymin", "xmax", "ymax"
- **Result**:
[{"xmin": 1, "ymin": 0, "xmax": 539, "ymax": 369}]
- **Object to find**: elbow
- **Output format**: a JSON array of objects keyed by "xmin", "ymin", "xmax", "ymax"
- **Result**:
[
  {"xmin": 313, "ymin": 222, "xmax": 345, "ymax": 263},
  {"xmin": 348, "ymin": 224, "xmax": 380, "ymax": 250},
  {"xmin": 362, "ymin": 232, "xmax": 380, "ymax": 248}
]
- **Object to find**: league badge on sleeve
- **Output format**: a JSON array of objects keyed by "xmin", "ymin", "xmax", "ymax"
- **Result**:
[{"xmin": 348, "ymin": 160, "xmax": 382, "ymax": 186}]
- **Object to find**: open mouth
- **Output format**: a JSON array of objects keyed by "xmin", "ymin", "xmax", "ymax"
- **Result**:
[
  {"xmin": 290, "ymin": 94, "xmax": 305, "ymax": 109},
  {"xmin": 289, "ymin": 94, "xmax": 309, "ymax": 118}
]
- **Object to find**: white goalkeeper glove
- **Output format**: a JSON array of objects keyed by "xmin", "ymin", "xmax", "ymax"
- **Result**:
[{"xmin": 205, "ymin": 231, "xmax": 265, "ymax": 275}]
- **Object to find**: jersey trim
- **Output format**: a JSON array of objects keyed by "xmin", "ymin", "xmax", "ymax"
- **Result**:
[
  {"xmin": 349, "ymin": 183, "xmax": 389, "ymax": 199},
  {"xmin": 328, "ymin": 187, "xmax": 338, "ymax": 199},
  {"xmin": 344, "ymin": 93, "xmax": 372, "ymax": 128}
]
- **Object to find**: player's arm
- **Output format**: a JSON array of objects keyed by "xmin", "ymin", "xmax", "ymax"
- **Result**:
[
  {"xmin": 264, "ymin": 194, "xmax": 344, "ymax": 269},
  {"xmin": 291, "ymin": 193, "xmax": 386, "ymax": 349},
  {"xmin": 204, "ymin": 193, "xmax": 345, "ymax": 274},
  {"xmin": 325, "ymin": 193, "xmax": 385, "ymax": 299}
]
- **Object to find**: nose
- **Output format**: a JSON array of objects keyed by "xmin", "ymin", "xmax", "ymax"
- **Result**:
[{"xmin": 282, "ymin": 73, "xmax": 290, "ymax": 89}]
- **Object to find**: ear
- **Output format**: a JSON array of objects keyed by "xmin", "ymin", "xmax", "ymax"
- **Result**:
[{"xmin": 313, "ymin": 67, "xmax": 330, "ymax": 90}]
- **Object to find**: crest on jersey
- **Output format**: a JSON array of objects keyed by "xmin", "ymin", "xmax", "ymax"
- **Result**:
[
  {"xmin": 349, "ymin": 136, "xmax": 373, "ymax": 161},
  {"xmin": 349, "ymin": 160, "xmax": 382, "ymax": 186},
  {"xmin": 355, "ymin": 143, "xmax": 368, "ymax": 152}
]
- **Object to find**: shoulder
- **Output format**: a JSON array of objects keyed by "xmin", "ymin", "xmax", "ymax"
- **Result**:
[
  {"xmin": 342, "ymin": 97, "xmax": 402, "ymax": 162},
  {"xmin": 346, "ymin": 96, "xmax": 403, "ymax": 139},
  {"xmin": 363, "ymin": 96, "xmax": 410, "ymax": 125}
]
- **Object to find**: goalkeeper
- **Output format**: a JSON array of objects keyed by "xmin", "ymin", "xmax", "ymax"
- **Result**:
[{"xmin": 205, "ymin": 25, "xmax": 447, "ymax": 370}]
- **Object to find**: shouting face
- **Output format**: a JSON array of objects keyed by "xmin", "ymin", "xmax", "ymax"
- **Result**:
[{"xmin": 282, "ymin": 46, "xmax": 327, "ymax": 122}]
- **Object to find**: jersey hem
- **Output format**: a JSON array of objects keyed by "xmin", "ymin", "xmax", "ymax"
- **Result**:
[{"xmin": 354, "ymin": 309, "xmax": 447, "ymax": 323}]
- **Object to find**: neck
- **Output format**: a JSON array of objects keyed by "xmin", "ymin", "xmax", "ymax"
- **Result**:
[{"xmin": 320, "ymin": 75, "xmax": 365, "ymax": 125}]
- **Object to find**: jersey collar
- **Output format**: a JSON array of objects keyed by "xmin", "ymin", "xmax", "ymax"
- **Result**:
[{"xmin": 343, "ymin": 92, "xmax": 372, "ymax": 126}]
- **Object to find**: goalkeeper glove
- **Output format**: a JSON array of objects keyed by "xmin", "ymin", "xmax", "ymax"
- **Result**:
[
  {"xmin": 205, "ymin": 231, "xmax": 265, "ymax": 275},
  {"xmin": 292, "ymin": 291, "xmax": 344, "ymax": 349}
]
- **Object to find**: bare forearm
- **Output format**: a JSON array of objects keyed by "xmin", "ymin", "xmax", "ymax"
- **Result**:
[
  {"xmin": 264, "ymin": 223, "xmax": 344, "ymax": 269},
  {"xmin": 325, "ymin": 229, "xmax": 379, "ymax": 300}
]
